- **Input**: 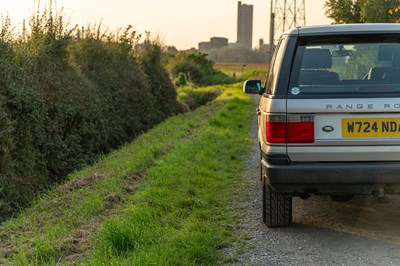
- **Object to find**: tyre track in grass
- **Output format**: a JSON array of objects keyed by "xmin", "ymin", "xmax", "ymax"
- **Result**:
[
  {"xmin": 228, "ymin": 94, "xmax": 400, "ymax": 266},
  {"xmin": 0, "ymin": 94, "xmax": 227, "ymax": 265}
]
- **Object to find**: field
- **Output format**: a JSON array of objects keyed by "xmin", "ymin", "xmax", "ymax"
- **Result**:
[{"xmin": 215, "ymin": 63, "xmax": 269, "ymax": 81}]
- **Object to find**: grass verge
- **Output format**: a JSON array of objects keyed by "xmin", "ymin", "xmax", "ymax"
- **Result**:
[
  {"xmin": 0, "ymin": 83, "xmax": 254, "ymax": 265},
  {"xmin": 177, "ymin": 85, "xmax": 223, "ymax": 111}
]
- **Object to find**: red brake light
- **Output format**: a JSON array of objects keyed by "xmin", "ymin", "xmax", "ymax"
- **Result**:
[
  {"xmin": 287, "ymin": 122, "xmax": 314, "ymax": 143},
  {"xmin": 266, "ymin": 121, "xmax": 286, "ymax": 143},
  {"xmin": 266, "ymin": 115, "xmax": 286, "ymax": 143},
  {"xmin": 266, "ymin": 114, "xmax": 314, "ymax": 144}
]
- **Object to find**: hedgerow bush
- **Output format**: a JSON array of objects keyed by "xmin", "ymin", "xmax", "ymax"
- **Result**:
[
  {"xmin": 168, "ymin": 52, "xmax": 236, "ymax": 87},
  {"xmin": 138, "ymin": 35, "xmax": 180, "ymax": 119},
  {"xmin": 0, "ymin": 6, "xmax": 180, "ymax": 220},
  {"xmin": 69, "ymin": 37, "xmax": 149, "ymax": 149}
]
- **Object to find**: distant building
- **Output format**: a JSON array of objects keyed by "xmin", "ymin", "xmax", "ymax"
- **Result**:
[
  {"xmin": 210, "ymin": 37, "xmax": 228, "ymax": 49},
  {"xmin": 198, "ymin": 42, "xmax": 211, "ymax": 52},
  {"xmin": 198, "ymin": 37, "xmax": 228, "ymax": 52},
  {"xmin": 237, "ymin": 1, "xmax": 253, "ymax": 50}
]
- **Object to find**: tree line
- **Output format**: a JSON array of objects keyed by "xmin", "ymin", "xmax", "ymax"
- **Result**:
[{"xmin": 325, "ymin": 0, "xmax": 400, "ymax": 23}]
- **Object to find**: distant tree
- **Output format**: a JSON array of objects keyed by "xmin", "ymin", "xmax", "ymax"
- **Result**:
[
  {"xmin": 166, "ymin": 46, "xmax": 179, "ymax": 56},
  {"xmin": 389, "ymin": 2, "xmax": 400, "ymax": 22},
  {"xmin": 168, "ymin": 52, "xmax": 214, "ymax": 85},
  {"xmin": 325, "ymin": 0, "xmax": 398, "ymax": 23},
  {"xmin": 325, "ymin": 0, "xmax": 363, "ymax": 23},
  {"xmin": 361, "ymin": 0, "xmax": 399, "ymax": 22}
]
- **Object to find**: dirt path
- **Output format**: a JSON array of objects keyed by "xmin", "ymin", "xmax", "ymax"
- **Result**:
[{"xmin": 228, "ymin": 95, "xmax": 400, "ymax": 265}]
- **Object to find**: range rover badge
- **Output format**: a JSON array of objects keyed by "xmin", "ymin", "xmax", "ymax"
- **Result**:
[{"xmin": 322, "ymin": 126, "xmax": 334, "ymax": 132}]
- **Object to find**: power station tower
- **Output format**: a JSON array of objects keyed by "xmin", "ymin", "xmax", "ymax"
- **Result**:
[
  {"xmin": 237, "ymin": 1, "xmax": 254, "ymax": 50},
  {"xmin": 269, "ymin": 0, "xmax": 306, "ymax": 45}
]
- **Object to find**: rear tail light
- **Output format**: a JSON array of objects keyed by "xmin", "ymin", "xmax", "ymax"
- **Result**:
[
  {"xmin": 266, "ymin": 115, "xmax": 286, "ymax": 143},
  {"xmin": 266, "ymin": 114, "xmax": 314, "ymax": 144},
  {"xmin": 287, "ymin": 115, "xmax": 314, "ymax": 143}
]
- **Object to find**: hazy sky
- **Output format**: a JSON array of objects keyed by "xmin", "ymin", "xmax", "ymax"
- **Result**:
[{"xmin": 0, "ymin": 0, "xmax": 332, "ymax": 49}]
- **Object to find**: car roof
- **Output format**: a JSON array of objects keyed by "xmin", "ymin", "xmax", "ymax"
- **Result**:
[{"xmin": 284, "ymin": 23, "xmax": 400, "ymax": 37}]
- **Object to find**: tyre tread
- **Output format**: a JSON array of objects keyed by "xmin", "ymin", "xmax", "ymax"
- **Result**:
[{"xmin": 262, "ymin": 176, "xmax": 292, "ymax": 227}]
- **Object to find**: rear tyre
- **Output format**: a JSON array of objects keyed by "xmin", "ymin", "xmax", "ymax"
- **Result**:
[{"xmin": 262, "ymin": 172, "xmax": 292, "ymax": 227}]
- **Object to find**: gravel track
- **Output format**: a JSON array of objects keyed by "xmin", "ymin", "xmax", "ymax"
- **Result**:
[{"xmin": 228, "ymin": 95, "xmax": 400, "ymax": 266}]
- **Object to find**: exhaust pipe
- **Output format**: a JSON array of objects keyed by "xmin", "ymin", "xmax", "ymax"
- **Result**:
[{"xmin": 378, "ymin": 188, "xmax": 389, "ymax": 204}]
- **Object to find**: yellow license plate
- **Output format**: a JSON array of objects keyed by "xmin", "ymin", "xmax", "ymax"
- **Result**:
[{"xmin": 342, "ymin": 118, "xmax": 400, "ymax": 138}]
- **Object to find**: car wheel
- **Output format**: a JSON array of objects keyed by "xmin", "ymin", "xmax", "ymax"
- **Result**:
[{"xmin": 262, "ymin": 167, "xmax": 292, "ymax": 227}]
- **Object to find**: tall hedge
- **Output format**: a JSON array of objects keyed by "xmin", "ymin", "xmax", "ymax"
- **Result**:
[
  {"xmin": 168, "ymin": 52, "xmax": 236, "ymax": 86},
  {"xmin": 0, "ymin": 14, "xmax": 180, "ymax": 220}
]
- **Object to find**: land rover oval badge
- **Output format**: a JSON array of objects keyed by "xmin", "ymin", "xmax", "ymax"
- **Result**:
[{"xmin": 322, "ymin": 126, "xmax": 334, "ymax": 132}]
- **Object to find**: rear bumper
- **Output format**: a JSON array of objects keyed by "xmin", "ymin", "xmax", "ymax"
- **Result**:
[{"xmin": 262, "ymin": 159, "xmax": 400, "ymax": 196}]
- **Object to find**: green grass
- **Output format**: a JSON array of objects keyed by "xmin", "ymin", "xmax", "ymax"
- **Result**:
[
  {"xmin": 177, "ymin": 85, "xmax": 223, "ymax": 111},
  {"xmin": 0, "ymin": 83, "xmax": 255, "ymax": 265}
]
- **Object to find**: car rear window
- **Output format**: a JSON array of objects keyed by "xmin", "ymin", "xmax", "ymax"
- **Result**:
[{"xmin": 289, "ymin": 34, "xmax": 400, "ymax": 96}]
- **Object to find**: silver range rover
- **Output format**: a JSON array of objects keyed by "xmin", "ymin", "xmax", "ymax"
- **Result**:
[{"xmin": 244, "ymin": 24, "xmax": 400, "ymax": 227}]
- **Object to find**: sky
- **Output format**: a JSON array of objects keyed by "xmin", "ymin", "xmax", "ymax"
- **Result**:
[{"xmin": 0, "ymin": 0, "xmax": 332, "ymax": 50}]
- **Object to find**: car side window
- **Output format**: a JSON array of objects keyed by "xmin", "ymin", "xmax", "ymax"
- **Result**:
[{"xmin": 265, "ymin": 38, "xmax": 287, "ymax": 95}]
